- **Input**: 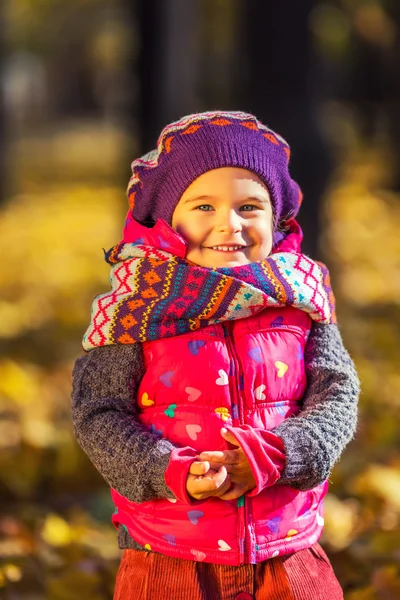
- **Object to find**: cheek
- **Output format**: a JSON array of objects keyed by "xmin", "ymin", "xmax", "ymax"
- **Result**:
[
  {"xmin": 252, "ymin": 222, "xmax": 273, "ymax": 258},
  {"xmin": 173, "ymin": 215, "xmax": 204, "ymax": 247},
  {"xmin": 180, "ymin": 223, "xmax": 200, "ymax": 242},
  {"xmin": 256, "ymin": 220, "xmax": 273, "ymax": 243}
]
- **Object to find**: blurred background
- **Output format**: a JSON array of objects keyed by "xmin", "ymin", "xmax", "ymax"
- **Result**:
[{"xmin": 0, "ymin": 0, "xmax": 400, "ymax": 598}]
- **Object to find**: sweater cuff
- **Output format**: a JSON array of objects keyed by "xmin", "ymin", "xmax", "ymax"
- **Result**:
[
  {"xmin": 164, "ymin": 446, "xmax": 198, "ymax": 504},
  {"xmin": 224, "ymin": 425, "xmax": 286, "ymax": 496}
]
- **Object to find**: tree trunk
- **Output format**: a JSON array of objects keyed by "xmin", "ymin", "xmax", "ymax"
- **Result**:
[
  {"xmin": 135, "ymin": 0, "xmax": 201, "ymax": 153},
  {"xmin": 0, "ymin": 3, "xmax": 6, "ymax": 205},
  {"xmin": 239, "ymin": 0, "xmax": 332, "ymax": 258}
]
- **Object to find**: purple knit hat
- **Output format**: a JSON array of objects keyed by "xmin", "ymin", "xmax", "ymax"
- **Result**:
[{"xmin": 127, "ymin": 111, "xmax": 302, "ymax": 241}]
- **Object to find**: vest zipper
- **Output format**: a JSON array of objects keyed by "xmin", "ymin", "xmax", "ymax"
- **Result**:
[{"xmin": 222, "ymin": 322, "xmax": 251, "ymax": 564}]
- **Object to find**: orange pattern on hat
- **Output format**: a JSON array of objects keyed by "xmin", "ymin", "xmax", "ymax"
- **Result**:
[
  {"xmin": 241, "ymin": 121, "xmax": 259, "ymax": 130},
  {"xmin": 264, "ymin": 133, "xmax": 279, "ymax": 144},
  {"xmin": 297, "ymin": 191, "xmax": 303, "ymax": 206},
  {"xmin": 283, "ymin": 147, "xmax": 291, "ymax": 159},
  {"xmin": 183, "ymin": 124, "xmax": 202, "ymax": 135},
  {"xmin": 165, "ymin": 136, "xmax": 174, "ymax": 153},
  {"xmin": 128, "ymin": 191, "xmax": 136, "ymax": 211},
  {"xmin": 210, "ymin": 118, "xmax": 232, "ymax": 126}
]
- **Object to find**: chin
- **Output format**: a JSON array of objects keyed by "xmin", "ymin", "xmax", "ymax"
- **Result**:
[
  {"xmin": 214, "ymin": 258, "xmax": 250, "ymax": 268},
  {"xmin": 188, "ymin": 250, "xmax": 254, "ymax": 268}
]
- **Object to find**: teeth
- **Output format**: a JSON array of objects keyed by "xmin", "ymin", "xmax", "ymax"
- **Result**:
[{"xmin": 211, "ymin": 246, "xmax": 244, "ymax": 251}]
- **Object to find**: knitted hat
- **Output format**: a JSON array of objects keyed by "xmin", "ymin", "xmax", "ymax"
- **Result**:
[{"xmin": 127, "ymin": 111, "xmax": 302, "ymax": 240}]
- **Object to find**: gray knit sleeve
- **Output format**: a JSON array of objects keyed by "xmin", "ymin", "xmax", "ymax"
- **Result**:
[
  {"xmin": 273, "ymin": 323, "xmax": 360, "ymax": 490},
  {"xmin": 71, "ymin": 344, "xmax": 176, "ymax": 503}
]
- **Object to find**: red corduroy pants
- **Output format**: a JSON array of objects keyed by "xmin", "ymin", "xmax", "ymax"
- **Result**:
[{"xmin": 113, "ymin": 543, "xmax": 343, "ymax": 600}]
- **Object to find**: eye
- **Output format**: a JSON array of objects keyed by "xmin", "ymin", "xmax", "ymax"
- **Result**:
[
  {"xmin": 195, "ymin": 204, "xmax": 213, "ymax": 211},
  {"xmin": 240, "ymin": 204, "xmax": 259, "ymax": 212}
]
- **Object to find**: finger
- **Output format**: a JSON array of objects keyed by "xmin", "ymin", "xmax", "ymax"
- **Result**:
[
  {"xmin": 189, "ymin": 460, "xmax": 210, "ymax": 476},
  {"xmin": 219, "ymin": 483, "xmax": 246, "ymax": 501},
  {"xmin": 220, "ymin": 427, "xmax": 241, "ymax": 447},
  {"xmin": 206, "ymin": 462, "xmax": 244, "ymax": 481},
  {"xmin": 207, "ymin": 458, "xmax": 241, "ymax": 474},
  {"xmin": 200, "ymin": 450, "xmax": 240, "ymax": 465},
  {"xmin": 210, "ymin": 465, "xmax": 230, "ymax": 489},
  {"xmin": 207, "ymin": 461, "xmax": 227, "ymax": 472},
  {"xmin": 209, "ymin": 474, "xmax": 233, "ymax": 498},
  {"xmin": 199, "ymin": 451, "xmax": 225, "ymax": 462},
  {"xmin": 190, "ymin": 466, "xmax": 229, "ymax": 494}
]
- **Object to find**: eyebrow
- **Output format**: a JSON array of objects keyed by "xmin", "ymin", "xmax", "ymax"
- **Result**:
[
  {"xmin": 183, "ymin": 195, "xmax": 213, "ymax": 204},
  {"xmin": 183, "ymin": 194, "xmax": 269, "ymax": 204}
]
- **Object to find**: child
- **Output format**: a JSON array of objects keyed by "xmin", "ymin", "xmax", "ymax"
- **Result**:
[{"xmin": 72, "ymin": 111, "xmax": 360, "ymax": 600}]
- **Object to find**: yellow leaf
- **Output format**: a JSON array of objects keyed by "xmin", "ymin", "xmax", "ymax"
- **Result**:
[
  {"xmin": 3, "ymin": 564, "xmax": 22, "ymax": 583},
  {"xmin": 41, "ymin": 514, "xmax": 72, "ymax": 547},
  {"xmin": 353, "ymin": 465, "xmax": 400, "ymax": 511}
]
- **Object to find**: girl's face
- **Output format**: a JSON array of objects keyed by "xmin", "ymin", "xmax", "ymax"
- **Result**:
[{"xmin": 171, "ymin": 167, "xmax": 274, "ymax": 268}]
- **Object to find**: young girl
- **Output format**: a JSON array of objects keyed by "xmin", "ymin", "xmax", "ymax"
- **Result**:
[{"xmin": 72, "ymin": 111, "xmax": 360, "ymax": 600}]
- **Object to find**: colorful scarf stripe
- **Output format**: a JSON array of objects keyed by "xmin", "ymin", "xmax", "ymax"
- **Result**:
[{"xmin": 83, "ymin": 245, "xmax": 336, "ymax": 350}]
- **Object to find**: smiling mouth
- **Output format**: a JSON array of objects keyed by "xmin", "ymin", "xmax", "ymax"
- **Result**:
[{"xmin": 206, "ymin": 245, "xmax": 248, "ymax": 252}]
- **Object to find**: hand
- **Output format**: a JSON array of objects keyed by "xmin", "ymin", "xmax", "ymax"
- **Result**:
[
  {"xmin": 186, "ymin": 460, "xmax": 232, "ymax": 501},
  {"xmin": 198, "ymin": 428, "xmax": 256, "ymax": 500}
]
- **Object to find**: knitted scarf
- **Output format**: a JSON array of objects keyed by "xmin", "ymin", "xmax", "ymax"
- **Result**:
[{"xmin": 83, "ymin": 226, "xmax": 336, "ymax": 350}]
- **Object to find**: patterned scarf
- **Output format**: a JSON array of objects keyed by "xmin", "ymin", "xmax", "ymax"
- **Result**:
[{"xmin": 83, "ymin": 232, "xmax": 336, "ymax": 350}]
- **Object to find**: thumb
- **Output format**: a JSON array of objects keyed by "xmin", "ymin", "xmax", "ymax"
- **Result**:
[{"xmin": 220, "ymin": 427, "xmax": 240, "ymax": 447}]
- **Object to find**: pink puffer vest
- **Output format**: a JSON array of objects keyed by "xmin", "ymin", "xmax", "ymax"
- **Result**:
[{"xmin": 111, "ymin": 304, "xmax": 328, "ymax": 565}]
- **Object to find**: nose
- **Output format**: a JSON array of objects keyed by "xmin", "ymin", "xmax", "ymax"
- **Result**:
[{"xmin": 216, "ymin": 209, "xmax": 242, "ymax": 234}]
